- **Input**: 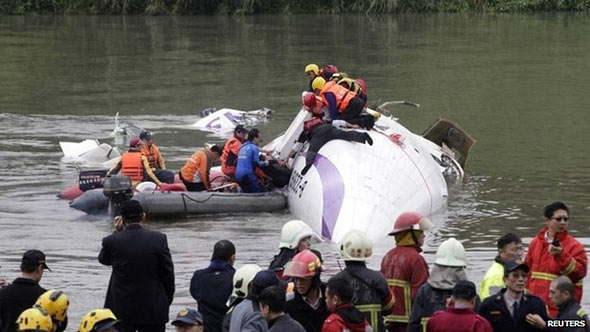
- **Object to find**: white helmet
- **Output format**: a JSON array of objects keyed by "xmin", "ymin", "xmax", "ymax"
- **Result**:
[
  {"xmin": 279, "ymin": 220, "xmax": 321, "ymax": 249},
  {"xmin": 338, "ymin": 229, "xmax": 373, "ymax": 262},
  {"xmin": 435, "ymin": 238, "xmax": 466, "ymax": 267},
  {"xmin": 232, "ymin": 264, "xmax": 262, "ymax": 298}
]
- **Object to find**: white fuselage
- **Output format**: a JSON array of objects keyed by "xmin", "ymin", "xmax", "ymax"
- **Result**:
[{"xmin": 267, "ymin": 109, "xmax": 454, "ymax": 243}]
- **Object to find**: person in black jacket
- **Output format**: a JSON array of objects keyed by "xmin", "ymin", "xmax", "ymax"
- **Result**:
[
  {"xmin": 0, "ymin": 250, "xmax": 49, "ymax": 332},
  {"xmin": 523, "ymin": 276, "xmax": 590, "ymax": 332},
  {"xmin": 284, "ymin": 250, "xmax": 329, "ymax": 332},
  {"xmin": 190, "ymin": 240, "xmax": 236, "ymax": 332},
  {"xmin": 478, "ymin": 259, "xmax": 549, "ymax": 332},
  {"xmin": 259, "ymin": 286, "xmax": 305, "ymax": 332},
  {"xmin": 99, "ymin": 200, "xmax": 175, "ymax": 332}
]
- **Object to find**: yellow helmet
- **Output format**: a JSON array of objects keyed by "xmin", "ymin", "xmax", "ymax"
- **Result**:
[
  {"xmin": 17, "ymin": 307, "xmax": 53, "ymax": 332},
  {"xmin": 304, "ymin": 64, "xmax": 319, "ymax": 75},
  {"xmin": 35, "ymin": 290, "xmax": 69, "ymax": 323},
  {"xmin": 78, "ymin": 309, "xmax": 118, "ymax": 332},
  {"xmin": 311, "ymin": 77, "xmax": 326, "ymax": 92}
]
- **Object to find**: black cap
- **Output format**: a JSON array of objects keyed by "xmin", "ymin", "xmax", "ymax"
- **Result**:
[
  {"xmin": 252, "ymin": 270, "xmax": 287, "ymax": 290},
  {"xmin": 22, "ymin": 250, "xmax": 51, "ymax": 271},
  {"xmin": 234, "ymin": 125, "xmax": 247, "ymax": 134},
  {"xmin": 119, "ymin": 200, "xmax": 143, "ymax": 219},
  {"xmin": 452, "ymin": 280, "xmax": 477, "ymax": 300},
  {"xmin": 504, "ymin": 258, "xmax": 530, "ymax": 274},
  {"xmin": 171, "ymin": 308, "xmax": 203, "ymax": 326},
  {"xmin": 139, "ymin": 130, "xmax": 153, "ymax": 141}
]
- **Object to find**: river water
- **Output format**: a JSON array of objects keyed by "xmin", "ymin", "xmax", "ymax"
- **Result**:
[{"xmin": 1, "ymin": 13, "xmax": 590, "ymax": 328}]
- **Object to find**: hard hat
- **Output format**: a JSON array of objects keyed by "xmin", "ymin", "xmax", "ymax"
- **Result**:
[
  {"xmin": 311, "ymin": 77, "xmax": 326, "ymax": 92},
  {"xmin": 320, "ymin": 64, "xmax": 339, "ymax": 80},
  {"xmin": 78, "ymin": 309, "xmax": 118, "ymax": 332},
  {"xmin": 330, "ymin": 72, "xmax": 348, "ymax": 82},
  {"xmin": 129, "ymin": 137, "xmax": 140, "ymax": 148},
  {"xmin": 338, "ymin": 229, "xmax": 373, "ymax": 262},
  {"xmin": 139, "ymin": 130, "xmax": 153, "ymax": 141},
  {"xmin": 304, "ymin": 64, "xmax": 319, "ymax": 75},
  {"xmin": 356, "ymin": 78, "xmax": 367, "ymax": 94},
  {"xmin": 389, "ymin": 212, "xmax": 433, "ymax": 235},
  {"xmin": 435, "ymin": 238, "xmax": 466, "ymax": 267},
  {"xmin": 17, "ymin": 307, "xmax": 53, "ymax": 332},
  {"xmin": 284, "ymin": 249, "xmax": 321, "ymax": 278},
  {"xmin": 35, "ymin": 290, "xmax": 69, "ymax": 323},
  {"xmin": 302, "ymin": 92, "xmax": 317, "ymax": 110},
  {"xmin": 279, "ymin": 220, "xmax": 321, "ymax": 249},
  {"xmin": 232, "ymin": 264, "xmax": 262, "ymax": 298}
]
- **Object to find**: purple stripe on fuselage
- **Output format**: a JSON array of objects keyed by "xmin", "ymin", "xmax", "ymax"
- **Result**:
[{"xmin": 314, "ymin": 154, "xmax": 344, "ymax": 240}]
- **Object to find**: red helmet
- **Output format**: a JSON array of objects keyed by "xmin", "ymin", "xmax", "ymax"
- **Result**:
[
  {"xmin": 356, "ymin": 78, "xmax": 367, "ymax": 94},
  {"xmin": 302, "ymin": 92, "xmax": 317, "ymax": 110},
  {"xmin": 129, "ymin": 137, "xmax": 140, "ymax": 148},
  {"xmin": 388, "ymin": 212, "xmax": 433, "ymax": 235},
  {"xmin": 283, "ymin": 249, "xmax": 321, "ymax": 278}
]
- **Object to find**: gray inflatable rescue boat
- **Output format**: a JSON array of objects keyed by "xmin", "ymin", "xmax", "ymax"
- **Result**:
[{"xmin": 132, "ymin": 190, "xmax": 287, "ymax": 217}]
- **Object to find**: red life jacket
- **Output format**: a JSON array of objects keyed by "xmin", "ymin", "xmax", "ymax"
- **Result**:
[
  {"xmin": 304, "ymin": 117, "xmax": 325, "ymax": 133},
  {"xmin": 121, "ymin": 152, "xmax": 144, "ymax": 182}
]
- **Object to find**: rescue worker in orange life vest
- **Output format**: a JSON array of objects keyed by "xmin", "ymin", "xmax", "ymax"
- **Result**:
[
  {"xmin": 221, "ymin": 125, "xmax": 248, "ymax": 179},
  {"xmin": 319, "ymin": 76, "xmax": 374, "ymax": 130},
  {"xmin": 138, "ymin": 130, "xmax": 175, "ymax": 184},
  {"xmin": 180, "ymin": 144, "xmax": 221, "ymax": 192},
  {"xmin": 285, "ymin": 93, "xmax": 372, "ymax": 175},
  {"xmin": 106, "ymin": 137, "xmax": 163, "ymax": 187},
  {"xmin": 304, "ymin": 64, "xmax": 321, "ymax": 92}
]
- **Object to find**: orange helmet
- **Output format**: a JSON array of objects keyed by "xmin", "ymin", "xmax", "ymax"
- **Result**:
[
  {"xmin": 283, "ymin": 249, "xmax": 321, "ymax": 278},
  {"xmin": 388, "ymin": 212, "xmax": 433, "ymax": 235}
]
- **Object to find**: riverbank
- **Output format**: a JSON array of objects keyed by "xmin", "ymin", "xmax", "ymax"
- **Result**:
[{"xmin": 1, "ymin": 0, "xmax": 589, "ymax": 15}]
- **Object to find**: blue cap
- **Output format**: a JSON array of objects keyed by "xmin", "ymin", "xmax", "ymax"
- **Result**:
[
  {"xmin": 252, "ymin": 270, "xmax": 287, "ymax": 290},
  {"xmin": 503, "ymin": 258, "xmax": 530, "ymax": 275},
  {"xmin": 171, "ymin": 308, "xmax": 203, "ymax": 326}
]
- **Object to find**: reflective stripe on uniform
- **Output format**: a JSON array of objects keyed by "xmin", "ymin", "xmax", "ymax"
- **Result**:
[
  {"xmin": 531, "ymin": 271, "xmax": 584, "ymax": 285},
  {"xmin": 383, "ymin": 295, "xmax": 395, "ymax": 311},
  {"xmin": 531, "ymin": 272, "xmax": 559, "ymax": 281},
  {"xmin": 356, "ymin": 304, "xmax": 381, "ymax": 332},
  {"xmin": 561, "ymin": 259, "xmax": 577, "ymax": 275},
  {"xmin": 384, "ymin": 279, "xmax": 411, "ymax": 324},
  {"xmin": 421, "ymin": 317, "xmax": 429, "ymax": 332}
]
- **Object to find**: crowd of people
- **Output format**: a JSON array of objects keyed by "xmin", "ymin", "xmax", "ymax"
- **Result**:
[{"xmin": 1, "ymin": 200, "xmax": 589, "ymax": 332}]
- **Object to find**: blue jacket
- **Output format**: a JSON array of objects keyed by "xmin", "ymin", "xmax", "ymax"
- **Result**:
[
  {"xmin": 236, "ymin": 141, "xmax": 265, "ymax": 180},
  {"xmin": 190, "ymin": 261, "xmax": 235, "ymax": 332}
]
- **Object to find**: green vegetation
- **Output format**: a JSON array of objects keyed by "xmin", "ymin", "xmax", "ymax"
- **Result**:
[{"xmin": 1, "ymin": 0, "xmax": 589, "ymax": 14}]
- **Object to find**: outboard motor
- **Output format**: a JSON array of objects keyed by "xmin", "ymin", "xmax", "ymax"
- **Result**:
[
  {"xmin": 79, "ymin": 168, "xmax": 108, "ymax": 192},
  {"xmin": 103, "ymin": 175, "xmax": 133, "ymax": 217}
]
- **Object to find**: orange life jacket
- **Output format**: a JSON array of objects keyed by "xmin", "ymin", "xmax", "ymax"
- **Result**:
[
  {"xmin": 320, "ymin": 81, "xmax": 356, "ymax": 113},
  {"xmin": 180, "ymin": 150, "xmax": 212, "ymax": 189},
  {"xmin": 221, "ymin": 136, "xmax": 242, "ymax": 176},
  {"xmin": 303, "ymin": 117, "xmax": 325, "ymax": 133},
  {"xmin": 121, "ymin": 152, "xmax": 144, "ymax": 182},
  {"xmin": 140, "ymin": 144, "xmax": 161, "ymax": 170}
]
